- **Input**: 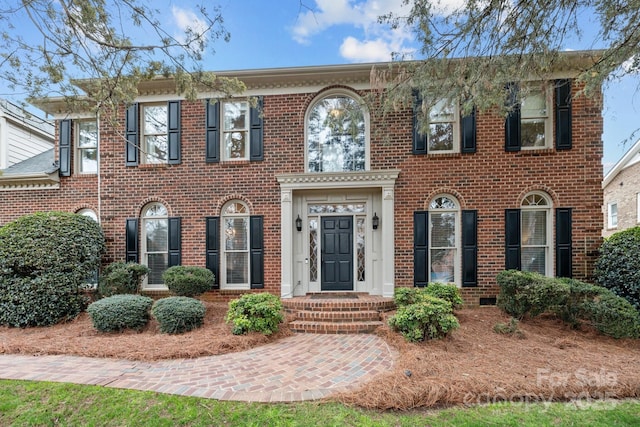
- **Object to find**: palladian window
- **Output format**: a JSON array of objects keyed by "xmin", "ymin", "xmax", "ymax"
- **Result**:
[{"xmin": 306, "ymin": 93, "xmax": 367, "ymax": 172}]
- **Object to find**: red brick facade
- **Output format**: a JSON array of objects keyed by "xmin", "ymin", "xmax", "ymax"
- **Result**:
[{"xmin": 0, "ymin": 61, "xmax": 604, "ymax": 305}]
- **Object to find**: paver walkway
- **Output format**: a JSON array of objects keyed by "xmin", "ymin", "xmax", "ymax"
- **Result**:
[{"xmin": 0, "ymin": 334, "xmax": 396, "ymax": 402}]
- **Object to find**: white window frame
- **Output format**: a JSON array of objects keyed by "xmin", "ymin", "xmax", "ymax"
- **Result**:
[
  {"xmin": 428, "ymin": 195, "xmax": 460, "ymax": 286},
  {"xmin": 75, "ymin": 120, "xmax": 98, "ymax": 174},
  {"xmin": 521, "ymin": 192, "xmax": 553, "ymax": 276},
  {"xmin": 141, "ymin": 103, "xmax": 168, "ymax": 164},
  {"xmin": 141, "ymin": 202, "xmax": 169, "ymax": 289},
  {"xmin": 221, "ymin": 100, "xmax": 250, "ymax": 161},
  {"xmin": 221, "ymin": 200, "xmax": 251, "ymax": 290},
  {"xmin": 520, "ymin": 83, "xmax": 553, "ymax": 150},
  {"xmin": 305, "ymin": 89, "xmax": 370, "ymax": 173},
  {"xmin": 608, "ymin": 202, "xmax": 618, "ymax": 229},
  {"xmin": 427, "ymin": 99, "xmax": 460, "ymax": 154}
]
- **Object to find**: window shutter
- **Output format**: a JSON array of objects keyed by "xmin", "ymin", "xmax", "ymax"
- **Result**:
[
  {"xmin": 125, "ymin": 103, "xmax": 139, "ymax": 166},
  {"xmin": 168, "ymin": 217, "xmax": 181, "ymax": 267},
  {"xmin": 555, "ymin": 79, "xmax": 572, "ymax": 150},
  {"xmin": 505, "ymin": 83, "xmax": 521, "ymax": 152},
  {"xmin": 59, "ymin": 119, "xmax": 72, "ymax": 176},
  {"xmin": 412, "ymin": 91, "xmax": 427, "ymax": 154},
  {"xmin": 205, "ymin": 216, "xmax": 220, "ymax": 289},
  {"xmin": 250, "ymin": 215, "xmax": 264, "ymax": 289},
  {"xmin": 461, "ymin": 210, "xmax": 478, "ymax": 287},
  {"xmin": 167, "ymin": 100, "xmax": 181, "ymax": 164},
  {"xmin": 505, "ymin": 209, "xmax": 521, "ymax": 270},
  {"xmin": 125, "ymin": 218, "xmax": 139, "ymax": 263},
  {"xmin": 205, "ymin": 100, "xmax": 220, "ymax": 163},
  {"xmin": 555, "ymin": 208, "xmax": 572, "ymax": 278},
  {"xmin": 413, "ymin": 211, "xmax": 429, "ymax": 287},
  {"xmin": 249, "ymin": 96, "xmax": 264, "ymax": 161},
  {"xmin": 461, "ymin": 107, "xmax": 477, "ymax": 153}
]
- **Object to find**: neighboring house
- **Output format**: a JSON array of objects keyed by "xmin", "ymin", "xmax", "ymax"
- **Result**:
[
  {"xmin": 602, "ymin": 138, "xmax": 640, "ymax": 237},
  {"xmin": 0, "ymin": 51, "xmax": 604, "ymax": 305}
]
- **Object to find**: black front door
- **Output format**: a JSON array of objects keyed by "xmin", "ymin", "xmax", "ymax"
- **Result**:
[{"xmin": 321, "ymin": 216, "xmax": 353, "ymax": 291}]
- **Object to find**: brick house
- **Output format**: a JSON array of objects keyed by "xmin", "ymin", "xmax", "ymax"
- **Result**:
[
  {"xmin": 603, "ymin": 138, "xmax": 640, "ymax": 237},
  {"xmin": 0, "ymin": 52, "xmax": 604, "ymax": 305}
]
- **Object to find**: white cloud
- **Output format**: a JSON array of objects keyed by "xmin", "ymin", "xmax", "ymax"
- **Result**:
[{"xmin": 172, "ymin": 6, "xmax": 209, "ymax": 46}]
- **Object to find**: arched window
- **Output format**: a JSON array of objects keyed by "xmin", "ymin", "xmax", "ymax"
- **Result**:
[
  {"xmin": 77, "ymin": 208, "xmax": 97, "ymax": 222},
  {"xmin": 429, "ymin": 195, "xmax": 459, "ymax": 284},
  {"xmin": 306, "ymin": 92, "xmax": 367, "ymax": 172},
  {"xmin": 521, "ymin": 192, "xmax": 552, "ymax": 275},
  {"xmin": 141, "ymin": 202, "xmax": 168, "ymax": 287},
  {"xmin": 222, "ymin": 201, "xmax": 250, "ymax": 288}
]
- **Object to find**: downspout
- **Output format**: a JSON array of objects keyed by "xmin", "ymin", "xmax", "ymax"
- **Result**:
[{"xmin": 96, "ymin": 107, "xmax": 101, "ymax": 222}]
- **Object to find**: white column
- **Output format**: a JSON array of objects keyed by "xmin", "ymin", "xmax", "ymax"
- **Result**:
[
  {"xmin": 381, "ymin": 186, "xmax": 395, "ymax": 298},
  {"xmin": 280, "ymin": 189, "xmax": 294, "ymax": 298}
]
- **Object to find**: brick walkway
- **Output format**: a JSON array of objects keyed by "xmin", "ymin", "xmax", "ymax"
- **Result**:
[{"xmin": 0, "ymin": 334, "xmax": 396, "ymax": 402}]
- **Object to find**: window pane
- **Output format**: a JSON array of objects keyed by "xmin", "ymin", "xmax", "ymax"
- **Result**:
[
  {"xmin": 78, "ymin": 121, "xmax": 97, "ymax": 148},
  {"xmin": 430, "ymin": 212, "xmax": 456, "ymax": 247},
  {"xmin": 225, "ymin": 218, "xmax": 248, "ymax": 250},
  {"xmin": 223, "ymin": 102, "xmax": 248, "ymax": 130},
  {"xmin": 431, "ymin": 248, "xmax": 455, "ymax": 283},
  {"xmin": 309, "ymin": 218, "xmax": 318, "ymax": 282},
  {"xmin": 430, "ymin": 196, "xmax": 456, "ymax": 210},
  {"xmin": 521, "ymin": 89, "xmax": 546, "ymax": 119},
  {"xmin": 224, "ymin": 131, "xmax": 247, "ymax": 159},
  {"xmin": 522, "ymin": 248, "xmax": 545, "ymax": 275},
  {"xmin": 145, "ymin": 135, "xmax": 167, "ymax": 162},
  {"xmin": 80, "ymin": 149, "xmax": 98, "ymax": 173},
  {"xmin": 145, "ymin": 219, "xmax": 168, "ymax": 252},
  {"xmin": 521, "ymin": 119, "xmax": 546, "ymax": 147},
  {"xmin": 428, "ymin": 123, "xmax": 454, "ymax": 151},
  {"xmin": 147, "ymin": 253, "xmax": 168, "ymax": 285},
  {"xmin": 357, "ymin": 217, "xmax": 365, "ymax": 282},
  {"xmin": 226, "ymin": 252, "xmax": 248, "ymax": 284},
  {"xmin": 521, "ymin": 210, "xmax": 546, "ymax": 245},
  {"xmin": 429, "ymin": 99, "xmax": 455, "ymax": 122},
  {"xmin": 143, "ymin": 105, "xmax": 167, "ymax": 134}
]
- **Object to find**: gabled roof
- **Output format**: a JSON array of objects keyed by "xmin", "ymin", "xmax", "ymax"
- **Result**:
[{"xmin": 603, "ymin": 138, "xmax": 640, "ymax": 188}]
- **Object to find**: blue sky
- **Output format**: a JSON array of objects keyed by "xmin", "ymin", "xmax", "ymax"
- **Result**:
[{"xmin": 4, "ymin": 0, "xmax": 639, "ymax": 172}]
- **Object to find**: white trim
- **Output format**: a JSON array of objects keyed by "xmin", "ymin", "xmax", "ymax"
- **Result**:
[
  {"xmin": 603, "ymin": 138, "xmax": 640, "ymax": 188},
  {"xmin": 607, "ymin": 202, "xmax": 618, "ymax": 229}
]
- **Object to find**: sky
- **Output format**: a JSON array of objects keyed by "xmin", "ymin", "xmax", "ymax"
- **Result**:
[{"xmin": 4, "ymin": 0, "xmax": 639, "ymax": 172}]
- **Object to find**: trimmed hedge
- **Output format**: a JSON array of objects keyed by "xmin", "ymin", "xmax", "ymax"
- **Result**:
[
  {"xmin": 151, "ymin": 297, "xmax": 206, "ymax": 334},
  {"xmin": 388, "ymin": 295, "xmax": 459, "ymax": 342},
  {"xmin": 0, "ymin": 212, "xmax": 105, "ymax": 327},
  {"xmin": 87, "ymin": 294, "xmax": 153, "ymax": 332},
  {"xmin": 162, "ymin": 266, "xmax": 214, "ymax": 297},
  {"xmin": 496, "ymin": 270, "xmax": 570, "ymax": 319},
  {"xmin": 394, "ymin": 283, "xmax": 463, "ymax": 309},
  {"xmin": 98, "ymin": 262, "xmax": 150, "ymax": 297},
  {"xmin": 225, "ymin": 293, "xmax": 283, "ymax": 335},
  {"xmin": 594, "ymin": 226, "xmax": 640, "ymax": 311}
]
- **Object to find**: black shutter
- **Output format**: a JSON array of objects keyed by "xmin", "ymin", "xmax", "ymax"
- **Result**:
[
  {"xmin": 250, "ymin": 215, "xmax": 264, "ymax": 289},
  {"xmin": 505, "ymin": 83, "xmax": 521, "ymax": 152},
  {"xmin": 555, "ymin": 79, "xmax": 572, "ymax": 150},
  {"xmin": 461, "ymin": 210, "xmax": 478, "ymax": 287},
  {"xmin": 249, "ymin": 96, "xmax": 264, "ymax": 161},
  {"xmin": 412, "ymin": 91, "xmax": 427, "ymax": 154},
  {"xmin": 205, "ymin": 100, "xmax": 220, "ymax": 163},
  {"xmin": 125, "ymin": 103, "xmax": 139, "ymax": 166},
  {"xmin": 59, "ymin": 119, "xmax": 72, "ymax": 176},
  {"xmin": 168, "ymin": 217, "xmax": 181, "ymax": 267},
  {"xmin": 461, "ymin": 107, "xmax": 477, "ymax": 153},
  {"xmin": 505, "ymin": 209, "xmax": 521, "ymax": 270},
  {"xmin": 414, "ymin": 211, "xmax": 429, "ymax": 287},
  {"xmin": 125, "ymin": 218, "xmax": 139, "ymax": 263},
  {"xmin": 205, "ymin": 216, "xmax": 220, "ymax": 289},
  {"xmin": 556, "ymin": 208, "xmax": 573, "ymax": 278},
  {"xmin": 167, "ymin": 100, "xmax": 181, "ymax": 164}
]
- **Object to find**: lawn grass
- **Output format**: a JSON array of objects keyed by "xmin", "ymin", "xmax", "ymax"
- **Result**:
[{"xmin": 1, "ymin": 380, "xmax": 639, "ymax": 426}]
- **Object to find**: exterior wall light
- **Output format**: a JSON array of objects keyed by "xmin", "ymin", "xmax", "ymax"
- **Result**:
[
  {"xmin": 296, "ymin": 214, "xmax": 302, "ymax": 231},
  {"xmin": 372, "ymin": 212, "xmax": 379, "ymax": 230}
]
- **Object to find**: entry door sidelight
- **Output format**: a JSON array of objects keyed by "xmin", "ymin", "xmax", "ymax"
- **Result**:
[{"xmin": 321, "ymin": 216, "xmax": 353, "ymax": 291}]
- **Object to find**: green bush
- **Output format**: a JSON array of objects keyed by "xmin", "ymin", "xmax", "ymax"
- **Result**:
[
  {"xmin": 496, "ymin": 270, "xmax": 570, "ymax": 318},
  {"xmin": 98, "ymin": 262, "xmax": 150, "ymax": 297},
  {"xmin": 87, "ymin": 294, "xmax": 153, "ymax": 332},
  {"xmin": 554, "ymin": 278, "xmax": 614, "ymax": 326},
  {"xmin": 394, "ymin": 284, "xmax": 463, "ymax": 309},
  {"xmin": 162, "ymin": 266, "xmax": 214, "ymax": 297},
  {"xmin": 388, "ymin": 295, "xmax": 459, "ymax": 342},
  {"xmin": 151, "ymin": 297, "xmax": 206, "ymax": 334},
  {"xmin": 594, "ymin": 226, "xmax": 640, "ymax": 311},
  {"xmin": 225, "ymin": 293, "xmax": 283, "ymax": 335},
  {"xmin": 0, "ymin": 212, "xmax": 105, "ymax": 327},
  {"xmin": 493, "ymin": 318, "xmax": 525, "ymax": 339},
  {"xmin": 581, "ymin": 293, "xmax": 640, "ymax": 339}
]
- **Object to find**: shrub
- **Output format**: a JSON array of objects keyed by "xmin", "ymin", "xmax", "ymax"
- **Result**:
[
  {"xmin": 581, "ymin": 293, "xmax": 640, "ymax": 339},
  {"xmin": 393, "ymin": 287, "xmax": 421, "ymax": 307},
  {"xmin": 388, "ymin": 295, "xmax": 459, "ymax": 342},
  {"xmin": 554, "ymin": 278, "xmax": 614, "ymax": 326},
  {"xmin": 493, "ymin": 318, "xmax": 525, "ymax": 339},
  {"xmin": 496, "ymin": 270, "xmax": 570, "ymax": 318},
  {"xmin": 162, "ymin": 266, "xmax": 214, "ymax": 297},
  {"xmin": 0, "ymin": 212, "xmax": 105, "ymax": 327},
  {"xmin": 594, "ymin": 226, "xmax": 640, "ymax": 311},
  {"xmin": 98, "ymin": 262, "xmax": 150, "ymax": 297},
  {"xmin": 225, "ymin": 293, "xmax": 283, "ymax": 335},
  {"xmin": 87, "ymin": 294, "xmax": 153, "ymax": 332},
  {"xmin": 152, "ymin": 297, "xmax": 206, "ymax": 334},
  {"xmin": 394, "ymin": 284, "xmax": 463, "ymax": 309}
]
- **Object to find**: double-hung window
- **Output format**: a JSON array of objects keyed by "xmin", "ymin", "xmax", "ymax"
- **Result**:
[
  {"xmin": 520, "ymin": 83, "xmax": 553, "ymax": 149},
  {"xmin": 427, "ymin": 99, "xmax": 458, "ymax": 153},
  {"xmin": 608, "ymin": 202, "xmax": 618, "ymax": 229},
  {"xmin": 125, "ymin": 101, "xmax": 181, "ymax": 166},
  {"xmin": 222, "ymin": 101, "xmax": 250, "ymax": 160},
  {"xmin": 76, "ymin": 121, "xmax": 98, "ymax": 173},
  {"xmin": 142, "ymin": 104, "xmax": 168, "ymax": 164}
]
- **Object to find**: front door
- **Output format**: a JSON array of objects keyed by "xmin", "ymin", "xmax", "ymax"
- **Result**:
[{"xmin": 321, "ymin": 216, "xmax": 353, "ymax": 291}]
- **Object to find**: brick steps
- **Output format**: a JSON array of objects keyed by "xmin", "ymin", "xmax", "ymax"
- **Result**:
[{"xmin": 283, "ymin": 294, "xmax": 395, "ymax": 334}]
